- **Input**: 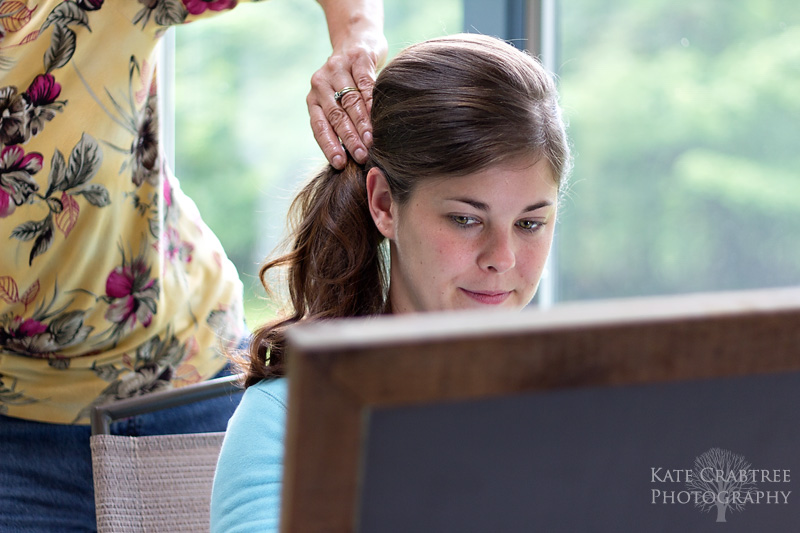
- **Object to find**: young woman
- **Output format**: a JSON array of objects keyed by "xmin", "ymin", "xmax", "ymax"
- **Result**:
[{"xmin": 210, "ymin": 33, "xmax": 571, "ymax": 531}]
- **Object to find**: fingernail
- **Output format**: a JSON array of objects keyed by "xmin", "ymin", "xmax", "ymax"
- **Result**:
[
  {"xmin": 333, "ymin": 155, "xmax": 345, "ymax": 168},
  {"xmin": 355, "ymin": 148, "xmax": 367, "ymax": 162},
  {"xmin": 363, "ymin": 131, "xmax": 373, "ymax": 146}
]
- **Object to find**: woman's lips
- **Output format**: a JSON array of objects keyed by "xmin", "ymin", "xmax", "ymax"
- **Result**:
[{"xmin": 459, "ymin": 288, "xmax": 512, "ymax": 305}]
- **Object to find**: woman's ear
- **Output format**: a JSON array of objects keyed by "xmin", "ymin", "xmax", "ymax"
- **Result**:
[{"xmin": 366, "ymin": 167, "xmax": 397, "ymax": 240}]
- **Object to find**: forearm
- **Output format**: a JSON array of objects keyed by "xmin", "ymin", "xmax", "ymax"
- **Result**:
[{"xmin": 316, "ymin": 0, "xmax": 386, "ymax": 54}]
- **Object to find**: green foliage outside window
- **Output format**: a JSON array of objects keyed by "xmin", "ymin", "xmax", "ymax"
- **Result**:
[
  {"xmin": 174, "ymin": 0, "xmax": 799, "ymax": 326},
  {"xmin": 174, "ymin": 1, "xmax": 462, "ymax": 327},
  {"xmin": 557, "ymin": 0, "xmax": 800, "ymax": 299}
]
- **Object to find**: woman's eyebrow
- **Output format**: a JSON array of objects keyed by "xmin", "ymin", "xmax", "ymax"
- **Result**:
[
  {"xmin": 446, "ymin": 198, "xmax": 553, "ymax": 213},
  {"xmin": 446, "ymin": 197, "xmax": 490, "ymax": 211},
  {"xmin": 521, "ymin": 201, "xmax": 553, "ymax": 213}
]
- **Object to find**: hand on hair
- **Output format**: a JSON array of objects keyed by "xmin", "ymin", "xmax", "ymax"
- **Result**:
[{"xmin": 308, "ymin": 1, "xmax": 387, "ymax": 170}]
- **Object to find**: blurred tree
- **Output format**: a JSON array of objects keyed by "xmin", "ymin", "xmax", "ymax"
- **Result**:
[
  {"xmin": 556, "ymin": 0, "xmax": 800, "ymax": 300},
  {"xmin": 173, "ymin": 0, "xmax": 462, "ymax": 325},
  {"xmin": 173, "ymin": 0, "xmax": 798, "ymax": 314}
]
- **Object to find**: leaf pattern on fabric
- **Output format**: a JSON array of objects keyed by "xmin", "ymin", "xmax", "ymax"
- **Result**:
[
  {"xmin": 0, "ymin": 375, "xmax": 38, "ymax": 415},
  {"xmin": 0, "ymin": 1, "xmax": 40, "ymax": 70},
  {"xmin": 39, "ymin": 0, "xmax": 104, "ymax": 73},
  {"xmin": 75, "ymin": 183, "xmax": 110, "ymax": 206},
  {"xmin": 44, "ymin": 148, "xmax": 67, "ymax": 195},
  {"xmin": 0, "ymin": 275, "xmax": 21, "ymax": 303},
  {"xmin": 54, "ymin": 192, "xmax": 79, "ymax": 236},
  {"xmin": 0, "ymin": 1, "xmax": 37, "ymax": 32},
  {"xmin": 0, "ymin": 144, "xmax": 42, "ymax": 217},
  {"xmin": 1, "ymin": 0, "xmax": 246, "ymax": 424},
  {"xmin": 206, "ymin": 305, "xmax": 244, "ymax": 352},
  {"xmin": 19, "ymin": 279, "xmax": 40, "ymax": 308},
  {"xmin": 0, "ymin": 282, "xmax": 93, "ymax": 359},
  {"xmin": 43, "ymin": 22, "xmax": 76, "ymax": 73},
  {"xmin": 0, "ymin": 86, "xmax": 27, "ymax": 145},
  {"xmin": 27, "ymin": 216, "xmax": 54, "ymax": 264},
  {"xmin": 79, "ymin": 55, "xmax": 161, "ymax": 189},
  {"xmin": 9, "ymin": 218, "xmax": 46, "ymax": 241},
  {"xmin": 173, "ymin": 336, "xmax": 202, "ymax": 387},
  {"xmin": 134, "ymin": 0, "xmax": 188, "ymax": 29},
  {"xmin": 74, "ymin": 327, "xmax": 189, "ymax": 422},
  {"xmin": 40, "ymin": 2, "xmax": 91, "ymax": 34},
  {"xmin": 8, "ymin": 134, "xmax": 108, "ymax": 263},
  {"xmin": 66, "ymin": 133, "xmax": 103, "ymax": 189}
]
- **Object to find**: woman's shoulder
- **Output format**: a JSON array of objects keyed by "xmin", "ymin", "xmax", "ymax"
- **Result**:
[
  {"xmin": 215, "ymin": 377, "xmax": 288, "ymax": 477},
  {"xmin": 212, "ymin": 378, "xmax": 287, "ymax": 532},
  {"xmin": 216, "ymin": 378, "xmax": 288, "ymax": 466},
  {"xmin": 235, "ymin": 378, "xmax": 289, "ymax": 420}
]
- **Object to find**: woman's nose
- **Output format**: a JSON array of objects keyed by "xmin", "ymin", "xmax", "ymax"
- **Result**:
[{"xmin": 477, "ymin": 231, "xmax": 515, "ymax": 274}]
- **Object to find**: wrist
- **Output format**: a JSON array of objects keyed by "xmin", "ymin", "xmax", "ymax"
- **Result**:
[{"xmin": 327, "ymin": 9, "xmax": 386, "ymax": 58}]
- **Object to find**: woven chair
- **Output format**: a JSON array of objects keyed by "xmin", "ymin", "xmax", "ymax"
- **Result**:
[{"xmin": 90, "ymin": 375, "xmax": 242, "ymax": 533}]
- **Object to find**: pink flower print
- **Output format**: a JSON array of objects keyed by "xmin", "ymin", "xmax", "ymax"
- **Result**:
[
  {"xmin": 183, "ymin": 0, "xmax": 237, "ymax": 15},
  {"xmin": 104, "ymin": 259, "xmax": 159, "ymax": 331},
  {"xmin": 24, "ymin": 74, "xmax": 61, "ymax": 106},
  {"xmin": 164, "ymin": 226, "xmax": 194, "ymax": 263},
  {"xmin": 23, "ymin": 74, "xmax": 64, "ymax": 138},
  {"xmin": 0, "ymin": 145, "xmax": 43, "ymax": 218},
  {"xmin": 15, "ymin": 317, "xmax": 48, "ymax": 337},
  {"xmin": 75, "ymin": 0, "xmax": 104, "ymax": 10},
  {"xmin": 1, "ymin": 310, "xmax": 92, "ymax": 357},
  {"xmin": 1, "ymin": 316, "xmax": 57, "ymax": 355},
  {"xmin": 163, "ymin": 174, "xmax": 173, "ymax": 208},
  {"xmin": 134, "ymin": 59, "xmax": 155, "ymax": 106},
  {"xmin": 0, "ymin": 188, "xmax": 12, "ymax": 217}
]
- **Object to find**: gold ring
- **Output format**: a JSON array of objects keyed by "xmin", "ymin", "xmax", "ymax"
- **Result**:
[{"xmin": 334, "ymin": 87, "xmax": 358, "ymax": 102}]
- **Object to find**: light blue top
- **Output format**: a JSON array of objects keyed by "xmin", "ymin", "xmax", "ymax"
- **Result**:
[{"xmin": 210, "ymin": 378, "xmax": 288, "ymax": 533}]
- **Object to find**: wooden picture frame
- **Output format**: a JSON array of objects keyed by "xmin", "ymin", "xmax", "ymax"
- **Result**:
[{"xmin": 279, "ymin": 286, "xmax": 800, "ymax": 531}]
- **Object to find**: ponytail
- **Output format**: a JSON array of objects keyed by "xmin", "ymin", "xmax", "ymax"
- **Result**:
[
  {"xmin": 241, "ymin": 33, "xmax": 571, "ymax": 386},
  {"xmin": 243, "ymin": 160, "xmax": 387, "ymax": 386}
]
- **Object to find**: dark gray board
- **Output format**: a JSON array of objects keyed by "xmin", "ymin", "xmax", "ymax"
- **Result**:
[{"xmin": 359, "ymin": 370, "xmax": 800, "ymax": 532}]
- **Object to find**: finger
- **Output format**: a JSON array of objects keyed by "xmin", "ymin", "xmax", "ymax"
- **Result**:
[
  {"xmin": 328, "ymin": 93, "xmax": 368, "ymax": 164},
  {"xmin": 340, "ymin": 53, "xmax": 378, "ymax": 149},
  {"xmin": 351, "ymin": 52, "xmax": 378, "ymax": 119},
  {"xmin": 308, "ymin": 100, "xmax": 346, "ymax": 169},
  {"xmin": 309, "ymin": 67, "xmax": 354, "ymax": 168},
  {"xmin": 337, "ymin": 88, "xmax": 372, "ymax": 154},
  {"xmin": 309, "ymin": 64, "xmax": 368, "ymax": 165}
]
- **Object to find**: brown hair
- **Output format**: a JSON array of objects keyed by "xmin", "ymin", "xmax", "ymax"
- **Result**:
[{"xmin": 242, "ymin": 34, "xmax": 571, "ymax": 386}]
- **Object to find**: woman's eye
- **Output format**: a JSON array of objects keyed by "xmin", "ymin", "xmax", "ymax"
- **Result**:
[
  {"xmin": 517, "ymin": 220, "xmax": 542, "ymax": 231},
  {"xmin": 452, "ymin": 215, "xmax": 478, "ymax": 227}
]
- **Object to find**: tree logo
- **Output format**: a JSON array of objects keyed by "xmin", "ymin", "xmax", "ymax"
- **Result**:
[
  {"xmin": 685, "ymin": 447, "xmax": 758, "ymax": 522},
  {"xmin": 651, "ymin": 447, "xmax": 791, "ymax": 520}
]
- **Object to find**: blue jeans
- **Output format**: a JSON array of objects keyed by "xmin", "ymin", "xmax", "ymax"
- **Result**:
[{"xmin": 0, "ymin": 364, "xmax": 244, "ymax": 533}]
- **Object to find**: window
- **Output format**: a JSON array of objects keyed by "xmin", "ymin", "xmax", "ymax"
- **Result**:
[
  {"xmin": 173, "ymin": 1, "xmax": 463, "ymax": 325},
  {"xmin": 172, "ymin": 1, "xmax": 798, "ymax": 321},
  {"xmin": 554, "ymin": 0, "xmax": 800, "ymax": 300}
]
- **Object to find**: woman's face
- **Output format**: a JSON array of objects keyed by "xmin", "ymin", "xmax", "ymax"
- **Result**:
[{"xmin": 367, "ymin": 155, "xmax": 559, "ymax": 314}]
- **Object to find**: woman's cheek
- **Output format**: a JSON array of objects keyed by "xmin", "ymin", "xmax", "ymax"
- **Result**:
[{"xmin": 435, "ymin": 235, "xmax": 465, "ymax": 266}]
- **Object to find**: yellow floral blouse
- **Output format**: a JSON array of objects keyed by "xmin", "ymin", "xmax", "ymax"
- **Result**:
[{"xmin": 0, "ymin": 0, "xmax": 256, "ymax": 424}]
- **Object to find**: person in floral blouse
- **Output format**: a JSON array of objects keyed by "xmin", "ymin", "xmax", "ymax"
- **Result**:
[{"xmin": 0, "ymin": 0, "xmax": 386, "ymax": 530}]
